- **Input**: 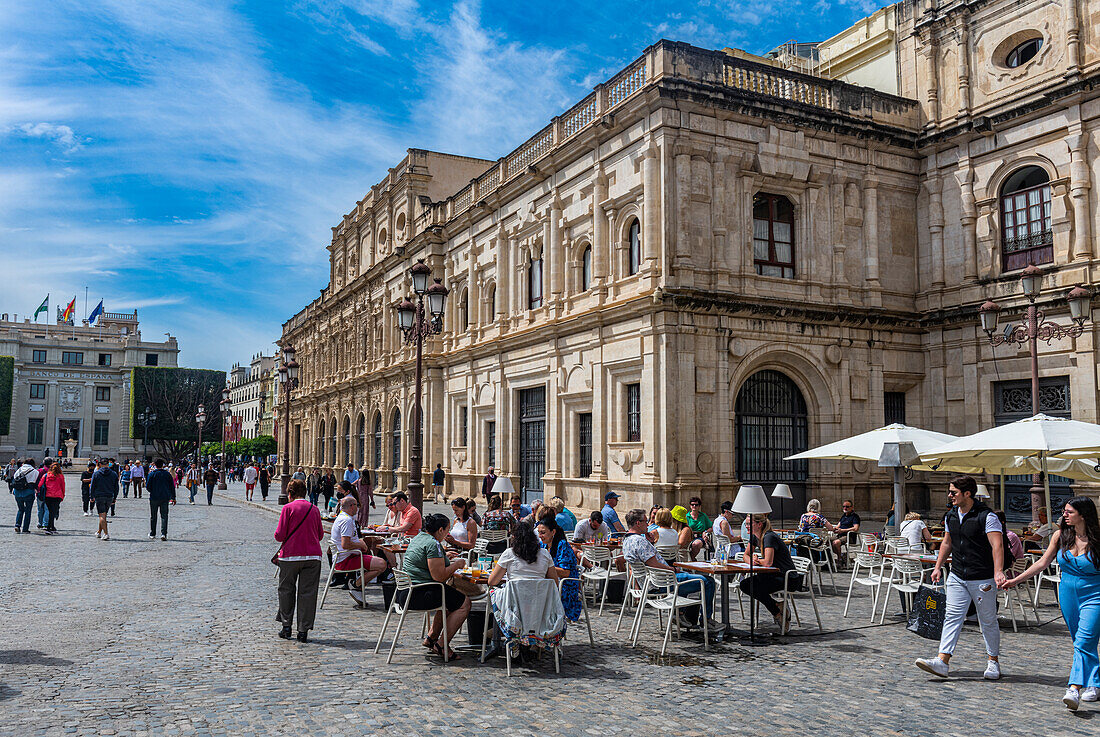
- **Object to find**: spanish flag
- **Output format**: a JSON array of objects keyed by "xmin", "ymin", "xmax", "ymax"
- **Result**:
[{"xmin": 61, "ymin": 297, "xmax": 75, "ymax": 323}]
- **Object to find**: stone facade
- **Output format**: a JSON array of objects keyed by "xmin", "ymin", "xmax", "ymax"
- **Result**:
[
  {"xmin": 281, "ymin": 0, "xmax": 1100, "ymax": 521},
  {"xmin": 0, "ymin": 311, "xmax": 179, "ymax": 461},
  {"xmin": 228, "ymin": 354, "xmax": 275, "ymax": 440}
]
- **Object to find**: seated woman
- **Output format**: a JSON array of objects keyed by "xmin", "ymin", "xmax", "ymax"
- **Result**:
[
  {"xmin": 899, "ymin": 511, "xmax": 933, "ymax": 551},
  {"xmin": 670, "ymin": 505, "xmax": 705, "ymax": 560},
  {"xmin": 445, "ymin": 496, "xmax": 479, "ymax": 552},
  {"xmin": 739, "ymin": 514, "xmax": 799, "ymax": 630},
  {"xmin": 994, "ymin": 510, "xmax": 1024, "ymax": 562},
  {"xmin": 797, "ymin": 498, "xmax": 834, "ymax": 533},
  {"xmin": 487, "ymin": 520, "xmax": 560, "ymax": 586},
  {"xmin": 480, "ymin": 494, "xmax": 515, "ymax": 555},
  {"xmin": 653, "ymin": 508, "xmax": 680, "ymax": 548},
  {"xmin": 399, "ymin": 513, "xmax": 472, "ymax": 660},
  {"xmin": 536, "ymin": 517, "xmax": 581, "ymax": 621},
  {"xmin": 548, "ymin": 496, "xmax": 576, "ymax": 533}
]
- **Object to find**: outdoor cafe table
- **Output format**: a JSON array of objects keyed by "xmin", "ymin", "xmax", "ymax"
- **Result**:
[{"xmin": 675, "ymin": 560, "xmax": 778, "ymax": 640}]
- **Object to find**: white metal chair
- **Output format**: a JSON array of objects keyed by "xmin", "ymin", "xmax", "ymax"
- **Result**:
[
  {"xmin": 843, "ymin": 550, "xmax": 887, "ymax": 619},
  {"xmin": 319, "ymin": 544, "xmax": 367, "ymax": 610},
  {"xmin": 1001, "ymin": 558, "xmax": 1039, "ymax": 630},
  {"xmin": 580, "ymin": 546, "xmax": 627, "ymax": 615},
  {"xmin": 876, "ymin": 556, "xmax": 925, "ymax": 624},
  {"xmin": 491, "ymin": 579, "xmax": 566, "ymax": 677},
  {"xmin": 629, "ymin": 565, "xmax": 709, "ymax": 655},
  {"xmin": 468, "ymin": 531, "xmax": 506, "ymax": 565},
  {"xmin": 560, "ymin": 576, "xmax": 594, "ymax": 645},
  {"xmin": 1034, "ymin": 559, "xmax": 1062, "ymax": 608},
  {"xmin": 616, "ymin": 561, "xmax": 649, "ymax": 633},
  {"xmin": 373, "ymin": 571, "xmax": 452, "ymax": 663},
  {"xmin": 779, "ymin": 557, "xmax": 822, "ymax": 635},
  {"xmin": 804, "ymin": 528, "xmax": 836, "ymax": 594}
]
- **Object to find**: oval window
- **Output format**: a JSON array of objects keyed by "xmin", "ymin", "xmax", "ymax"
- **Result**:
[{"xmin": 1006, "ymin": 38, "xmax": 1042, "ymax": 68}]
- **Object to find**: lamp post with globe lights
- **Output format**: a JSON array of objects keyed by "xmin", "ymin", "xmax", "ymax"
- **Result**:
[
  {"xmin": 194, "ymin": 404, "xmax": 206, "ymax": 471},
  {"xmin": 978, "ymin": 264, "xmax": 1092, "ymax": 524},
  {"xmin": 394, "ymin": 259, "xmax": 448, "ymax": 511},
  {"xmin": 218, "ymin": 387, "xmax": 231, "ymax": 489},
  {"xmin": 277, "ymin": 345, "xmax": 300, "ymax": 505},
  {"xmin": 138, "ymin": 406, "xmax": 157, "ymax": 460}
]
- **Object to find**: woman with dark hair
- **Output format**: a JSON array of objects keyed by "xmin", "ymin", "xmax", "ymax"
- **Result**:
[
  {"xmin": 356, "ymin": 467, "xmax": 375, "ymax": 528},
  {"xmin": 400, "ymin": 513, "xmax": 471, "ymax": 660},
  {"xmin": 536, "ymin": 516, "xmax": 580, "ymax": 620},
  {"xmin": 487, "ymin": 520, "xmax": 559, "ymax": 586},
  {"xmin": 1006, "ymin": 496, "xmax": 1100, "ymax": 709},
  {"xmin": 481, "ymin": 493, "xmax": 513, "ymax": 554},
  {"xmin": 445, "ymin": 497, "xmax": 479, "ymax": 551},
  {"xmin": 320, "ymin": 469, "xmax": 337, "ymax": 511}
]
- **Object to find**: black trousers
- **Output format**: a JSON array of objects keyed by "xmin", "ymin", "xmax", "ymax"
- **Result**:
[
  {"xmin": 739, "ymin": 573, "xmax": 790, "ymax": 617},
  {"xmin": 150, "ymin": 500, "xmax": 169, "ymax": 536},
  {"xmin": 81, "ymin": 489, "xmax": 91, "ymax": 513},
  {"xmin": 277, "ymin": 560, "xmax": 321, "ymax": 632},
  {"xmin": 44, "ymin": 498, "xmax": 61, "ymax": 531}
]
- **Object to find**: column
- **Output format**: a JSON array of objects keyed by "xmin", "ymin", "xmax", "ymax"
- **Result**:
[
  {"xmin": 642, "ymin": 141, "xmax": 661, "ymax": 273},
  {"xmin": 955, "ymin": 159, "xmax": 978, "ymax": 279},
  {"xmin": 592, "ymin": 169, "xmax": 608, "ymax": 292},
  {"xmin": 466, "ymin": 248, "xmax": 479, "ymax": 331},
  {"xmin": 1068, "ymin": 129, "xmax": 1094, "ymax": 260},
  {"xmin": 862, "ymin": 171, "xmax": 880, "ymax": 290},
  {"xmin": 542, "ymin": 215, "xmax": 553, "ymax": 305},
  {"xmin": 712, "ymin": 154, "xmax": 728, "ymax": 274},
  {"xmin": 495, "ymin": 227, "xmax": 510, "ymax": 320},
  {"xmin": 549, "ymin": 194, "xmax": 564, "ymax": 300},
  {"xmin": 673, "ymin": 143, "xmax": 693, "ymax": 284},
  {"xmin": 957, "ymin": 25, "xmax": 971, "ymax": 118},
  {"xmin": 926, "ymin": 175, "xmax": 945, "ymax": 288},
  {"xmin": 831, "ymin": 172, "xmax": 847, "ymax": 302}
]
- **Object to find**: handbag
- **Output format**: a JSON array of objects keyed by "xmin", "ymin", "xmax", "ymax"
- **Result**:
[
  {"xmin": 272, "ymin": 508, "xmax": 311, "ymax": 566},
  {"xmin": 906, "ymin": 584, "xmax": 947, "ymax": 640}
]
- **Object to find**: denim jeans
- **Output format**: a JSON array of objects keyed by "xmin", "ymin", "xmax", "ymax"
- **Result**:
[
  {"xmin": 206, "ymin": 483, "xmax": 215, "ymax": 504},
  {"xmin": 37, "ymin": 496, "xmax": 48, "ymax": 526},
  {"xmin": 15, "ymin": 495, "xmax": 35, "ymax": 531},
  {"xmin": 675, "ymin": 571, "xmax": 715, "ymax": 618},
  {"xmin": 150, "ymin": 500, "xmax": 169, "ymax": 537}
]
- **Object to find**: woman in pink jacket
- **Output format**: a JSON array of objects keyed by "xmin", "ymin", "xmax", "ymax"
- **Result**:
[
  {"xmin": 274, "ymin": 479, "xmax": 325, "ymax": 642},
  {"xmin": 42, "ymin": 463, "xmax": 65, "ymax": 534}
]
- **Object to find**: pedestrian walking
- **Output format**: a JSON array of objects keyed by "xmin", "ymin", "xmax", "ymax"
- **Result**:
[
  {"xmin": 243, "ymin": 462, "xmax": 258, "ymax": 501},
  {"xmin": 146, "ymin": 458, "xmax": 175, "ymax": 540},
  {"xmin": 80, "ymin": 461, "xmax": 95, "ymax": 516},
  {"xmin": 915, "ymin": 475, "xmax": 1006, "ymax": 680},
  {"xmin": 203, "ymin": 465, "xmax": 219, "ymax": 505},
  {"xmin": 342, "ymin": 463, "xmax": 359, "ymax": 487},
  {"xmin": 321, "ymin": 468, "xmax": 336, "ymax": 511},
  {"xmin": 259, "ymin": 464, "xmax": 271, "ymax": 501},
  {"xmin": 481, "ymin": 466, "xmax": 497, "ymax": 502},
  {"xmin": 42, "ymin": 463, "xmax": 65, "ymax": 534},
  {"xmin": 291, "ymin": 466, "xmax": 306, "ymax": 482},
  {"xmin": 90, "ymin": 459, "xmax": 118, "ymax": 540},
  {"xmin": 186, "ymin": 463, "xmax": 201, "ymax": 504},
  {"xmin": 306, "ymin": 468, "xmax": 321, "ymax": 506},
  {"xmin": 34, "ymin": 459, "xmax": 49, "ymax": 529},
  {"xmin": 130, "ymin": 460, "xmax": 145, "ymax": 498},
  {"xmin": 120, "ymin": 463, "xmax": 131, "ymax": 498},
  {"xmin": 432, "ymin": 463, "xmax": 446, "ymax": 503},
  {"xmin": 274, "ymin": 479, "xmax": 325, "ymax": 643},
  {"xmin": 1005, "ymin": 495, "xmax": 1100, "ymax": 709},
  {"xmin": 10, "ymin": 458, "xmax": 40, "ymax": 534},
  {"xmin": 106, "ymin": 459, "xmax": 120, "ymax": 516}
]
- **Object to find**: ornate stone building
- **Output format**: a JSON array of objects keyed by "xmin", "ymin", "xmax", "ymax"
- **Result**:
[
  {"xmin": 228, "ymin": 354, "xmax": 275, "ymax": 440},
  {"xmin": 281, "ymin": 0, "xmax": 1100, "ymax": 520}
]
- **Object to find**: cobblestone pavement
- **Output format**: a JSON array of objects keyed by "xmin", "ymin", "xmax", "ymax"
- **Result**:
[{"xmin": 1, "ymin": 477, "xmax": 1096, "ymax": 736}]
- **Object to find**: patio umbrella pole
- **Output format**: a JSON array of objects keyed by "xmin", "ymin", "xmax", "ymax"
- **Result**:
[
  {"xmin": 999, "ymin": 473, "xmax": 1006, "ymax": 513},
  {"xmin": 1042, "ymin": 454, "xmax": 1053, "ymax": 526}
]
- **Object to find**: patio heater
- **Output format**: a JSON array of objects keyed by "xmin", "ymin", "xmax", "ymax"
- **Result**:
[
  {"xmin": 733, "ymin": 483, "xmax": 772, "ymax": 645},
  {"xmin": 878, "ymin": 441, "xmax": 919, "ymax": 529}
]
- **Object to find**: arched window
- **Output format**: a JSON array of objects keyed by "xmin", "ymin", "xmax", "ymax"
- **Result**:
[
  {"xmin": 486, "ymin": 284, "xmax": 496, "ymax": 322},
  {"xmin": 528, "ymin": 258, "xmax": 543, "ymax": 309},
  {"xmin": 460, "ymin": 288, "xmax": 469, "ymax": 332},
  {"xmin": 356, "ymin": 414, "xmax": 365, "ymax": 467},
  {"xmin": 1000, "ymin": 166, "xmax": 1052, "ymax": 271},
  {"xmin": 581, "ymin": 245, "xmax": 592, "ymax": 291},
  {"xmin": 391, "ymin": 410, "xmax": 402, "ymax": 473},
  {"xmin": 753, "ymin": 194, "xmax": 795, "ymax": 279},
  {"xmin": 343, "ymin": 416, "xmax": 351, "ymax": 466},
  {"xmin": 318, "ymin": 419, "xmax": 325, "ymax": 465},
  {"xmin": 330, "ymin": 421, "xmax": 337, "ymax": 468},
  {"xmin": 735, "ymin": 369, "xmax": 809, "ymax": 509},
  {"xmin": 627, "ymin": 219, "xmax": 641, "ymax": 275},
  {"xmin": 372, "ymin": 412, "xmax": 382, "ymax": 473}
]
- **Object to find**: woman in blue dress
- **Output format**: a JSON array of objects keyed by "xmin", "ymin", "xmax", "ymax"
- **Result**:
[
  {"xmin": 1006, "ymin": 496, "xmax": 1100, "ymax": 711},
  {"xmin": 536, "ymin": 516, "xmax": 581, "ymax": 621}
]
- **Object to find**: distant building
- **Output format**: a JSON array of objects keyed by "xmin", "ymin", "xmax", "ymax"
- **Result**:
[
  {"xmin": 0, "ymin": 310, "xmax": 179, "ymax": 460},
  {"xmin": 228, "ymin": 354, "xmax": 275, "ymax": 439}
]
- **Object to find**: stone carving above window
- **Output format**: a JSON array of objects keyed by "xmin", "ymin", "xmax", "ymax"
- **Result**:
[{"xmin": 58, "ymin": 385, "xmax": 82, "ymax": 414}]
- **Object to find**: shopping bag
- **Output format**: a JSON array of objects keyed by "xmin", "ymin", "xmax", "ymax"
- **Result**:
[{"xmin": 906, "ymin": 584, "xmax": 946, "ymax": 640}]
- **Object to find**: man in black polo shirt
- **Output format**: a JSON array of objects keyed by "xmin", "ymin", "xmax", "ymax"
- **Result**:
[
  {"xmin": 915, "ymin": 475, "xmax": 1006, "ymax": 680},
  {"xmin": 831, "ymin": 500, "xmax": 861, "ymax": 565}
]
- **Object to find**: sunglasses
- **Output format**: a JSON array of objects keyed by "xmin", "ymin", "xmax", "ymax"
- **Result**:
[{"xmin": 690, "ymin": 502, "xmax": 700, "ymax": 506}]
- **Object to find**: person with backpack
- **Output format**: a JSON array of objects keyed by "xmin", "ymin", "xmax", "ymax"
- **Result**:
[
  {"xmin": 11, "ymin": 458, "xmax": 40, "ymax": 534},
  {"xmin": 146, "ymin": 458, "xmax": 176, "ymax": 540},
  {"xmin": 41, "ymin": 463, "xmax": 65, "ymax": 534},
  {"xmin": 915, "ymin": 475, "xmax": 1007, "ymax": 681},
  {"xmin": 34, "ymin": 459, "xmax": 49, "ymax": 529}
]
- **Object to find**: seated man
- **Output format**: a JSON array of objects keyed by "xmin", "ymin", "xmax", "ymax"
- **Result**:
[
  {"xmin": 331, "ymin": 496, "xmax": 386, "ymax": 605},
  {"xmin": 572, "ymin": 510, "xmax": 611, "ymax": 545},
  {"xmin": 508, "ymin": 494, "xmax": 532, "ymax": 520},
  {"xmin": 621, "ymin": 508, "xmax": 719, "ymax": 631},
  {"xmin": 377, "ymin": 491, "xmax": 423, "ymax": 570},
  {"xmin": 1023, "ymin": 506, "xmax": 1053, "ymax": 552},
  {"xmin": 831, "ymin": 500, "xmax": 861, "ymax": 565}
]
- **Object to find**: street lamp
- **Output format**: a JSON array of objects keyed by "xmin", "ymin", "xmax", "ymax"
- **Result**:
[
  {"xmin": 138, "ymin": 406, "xmax": 157, "ymax": 460},
  {"xmin": 218, "ymin": 387, "xmax": 230, "ymax": 489},
  {"xmin": 277, "ymin": 345, "xmax": 299, "ymax": 505},
  {"xmin": 259, "ymin": 387, "xmax": 268, "ymax": 456},
  {"xmin": 394, "ymin": 259, "xmax": 448, "ymax": 510},
  {"xmin": 978, "ymin": 264, "xmax": 1092, "ymax": 523},
  {"xmin": 195, "ymin": 404, "xmax": 206, "ymax": 471}
]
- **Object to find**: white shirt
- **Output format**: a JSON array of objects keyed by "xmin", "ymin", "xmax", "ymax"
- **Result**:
[
  {"xmin": 655, "ymin": 526, "xmax": 679, "ymax": 547},
  {"xmin": 243, "ymin": 466, "xmax": 259, "ymax": 484},
  {"xmin": 950, "ymin": 507, "xmax": 1003, "ymax": 534},
  {"xmin": 712, "ymin": 515, "xmax": 734, "ymax": 540},
  {"xmin": 15, "ymin": 464, "xmax": 39, "ymax": 486},
  {"xmin": 899, "ymin": 519, "xmax": 927, "ymax": 549},
  {"xmin": 1033, "ymin": 521, "xmax": 1054, "ymax": 540},
  {"xmin": 497, "ymin": 548, "xmax": 553, "ymax": 580},
  {"xmin": 572, "ymin": 521, "xmax": 611, "ymax": 542},
  {"xmin": 331, "ymin": 512, "xmax": 360, "ymax": 563}
]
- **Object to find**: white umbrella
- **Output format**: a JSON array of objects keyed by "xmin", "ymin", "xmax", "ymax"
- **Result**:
[{"xmin": 786, "ymin": 424, "xmax": 960, "ymax": 520}]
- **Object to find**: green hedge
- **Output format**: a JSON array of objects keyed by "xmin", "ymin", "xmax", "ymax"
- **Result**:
[
  {"xmin": 0, "ymin": 356, "xmax": 12, "ymax": 436},
  {"xmin": 129, "ymin": 366, "xmax": 226, "ymax": 441}
]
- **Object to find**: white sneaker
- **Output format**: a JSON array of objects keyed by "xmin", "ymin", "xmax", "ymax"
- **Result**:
[
  {"xmin": 102, "ymin": 533, "xmax": 110, "ymax": 541},
  {"xmin": 915, "ymin": 656, "xmax": 949, "ymax": 678},
  {"xmin": 1064, "ymin": 687, "xmax": 1081, "ymax": 711},
  {"xmin": 96, "ymin": 531, "xmax": 101, "ymax": 539},
  {"xmin": 1081, "ymin": 687, "xmax": 1098, "ymax": 702},
  {"xmin": 83, "ymin": 511, "xmax": 90, "ymax": 517},
  {"xmin": 348, "ymin": 588, "xmax": 365, "ymax": 606},
  {"xmin": 149, "ymin": 534, "xmax": 155, "ymax": 539},
  {"xmin": 983, "ymin": 660, "xmax": 1001, "ymax": 680}
]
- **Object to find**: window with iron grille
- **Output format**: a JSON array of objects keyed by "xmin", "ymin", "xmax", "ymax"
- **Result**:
[
  {"xmin": 1000, "ymin": 167, "xmax": 1052, "ymax": 272},
  {"xmin": 459, "ymin": 405, "xmax": 468, "ymax": 446},
  {"xmin": 98, "ymin": 353, "xmax": 111, "ymax": 366},
  {"xmin": 884, "ymin": 391, "xmax": 906, "ymax": 425},
  {"xmin": 735, "ymin": 370, "xmax": 808, "ymax": 485},
  {"xmin": 94, "ymin": 419, "xmax": 110, "ymax": 446},
  {"xmin": 578, "ymin": 412, "xmax": 592, "ymax": 477},
  {"xmin": 391, "ymin": 410, "xmax": 401, "ymax": 472},
  {"xmin": 27, "ymin": 418, "xmax": 44, "ymax": 445},
  {"xmin": 343, "ymin": 419, "xmax": 351, "ymax": 465},
  {"xmin": 753, "ymin": 194, "xmax": 795, "ymax": 279},
  {"xmin": 486, "ymin": 421, "xmax": 496, "ymax": 469},
  {"xmin": 145, "ymin": 353, "xmax": 159, "ymax": 366},
  {"xmin": 318, "ymin": 420, "xmax": 326, "ymax": 464},
  {"xmin": 518, "ymin": 387, "xmax": 545, "ymax": 500},
  {"xmin": 625, "ymin": 383, "xmax": 641, "ymax": 442},
  {"xmin": 372, "ymin": 414, "xmax": 382, "ymax": 471},
  {"xmin": 30, "ymin": 383, "xmax": 46, "ymax": 399},
  {"xmin": 356, "ymin": 415, "xmax": 365, "ymax": 467}
]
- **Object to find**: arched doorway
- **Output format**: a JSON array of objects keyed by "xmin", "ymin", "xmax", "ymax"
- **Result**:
[{"xmin": 735, "ymin": 369, "xmax": 809, "ymax": 520}]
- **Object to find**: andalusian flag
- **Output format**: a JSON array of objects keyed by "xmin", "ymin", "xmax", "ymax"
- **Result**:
[
  {"xmin": 61, "ymin": 298, "xmax": 76, "ymax": 323},
  {"xmin": 33, "ymin": 295, "xmax": 48, "ymax": 320}
]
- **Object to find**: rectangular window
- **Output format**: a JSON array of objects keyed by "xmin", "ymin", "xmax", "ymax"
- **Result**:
[
  {"xmin": 884, "ymin": 391, "xmax": 906, "ymax": 425},
  {"xmin": 27, "ymin": 418, "xmax": 44, "ymax": 445},
  {"xmin": 626, "ymin": 383, "xmax": 641, "ymax": 442},
  {"xmin": 528, "ymin": 259, "xmax": 543, "ymax": 309},
  {"xmin": 29, "ymin": 383, "xmax": 46, "ymax": 399},
  {"xmin": 486, "ymin": 421, "xmax": 496, "ymax": 469},
  {"xmin": 459, "ymin": 405, "xmax": 468, "ymax": 447},
  {"xmin": 578, "ymin": 412, "xmax": 592, "ymax": 478},
  {"xmin": 98, "ymin": 353, "xmax": 111, "ymax": 366},
  {"xmin": 94, "ymin": 419, "xmax": 110, "ymax": 446},
  {"xmin": 95, "ymin": 386, "xmax": 111, "ymax": 402},
  {"xmin": 145, "ymin": 354, "xmax": 159, "ymax": 366},
  {"xmin": 518, "ymin": 388, "xmax": 546, "ymax": 500},
  {"xmin": 753, "ymin": 193, "xmax": 795, "ymax": 279},
  {"xmin": 32, "ymin": 350, "xmax": 47, "ymax": 364},
  {"xmin": 61, "ymin": 351, "xmax": 83, "ymax": 365}
]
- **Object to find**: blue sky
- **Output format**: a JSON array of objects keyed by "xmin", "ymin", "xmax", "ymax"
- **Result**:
[{"xmin": 1, "ymin": 0, "xmax": 879, "ymax": 370}]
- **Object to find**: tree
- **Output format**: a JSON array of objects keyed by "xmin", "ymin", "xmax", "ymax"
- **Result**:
[
  {"xmin": 0, "ymin": 356, "xmax": 12, "ymax": 437},
  {"xmin": 130, "ymin": 367, "xmax": 226, "ymax": 461},
  {"xmin": 251, "ymin": 435, "xmax": 277, "ymax": 459}
]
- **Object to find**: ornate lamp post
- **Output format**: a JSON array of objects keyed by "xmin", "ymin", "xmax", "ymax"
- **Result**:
[
  {"xmin": 395, "ymin": 259, "xmax": 448, "ymax": 511},
  {"xmin": 277, "ymin": 345, "xmax": 299, "ymax": 505},
  {"xmin": 218, "ymin": 387, "xmax": 231, "ymax": 489},
  {"xmin": 978, "ymin": 264, "xmax": 1092, "ymax": 523},
  {"xmin": 138, "ymin": 406, "xmax": 157, "ymax": 460},
  {"xmin": 195, "ymin": 404, "xmax": 206, "ymax": 470}
]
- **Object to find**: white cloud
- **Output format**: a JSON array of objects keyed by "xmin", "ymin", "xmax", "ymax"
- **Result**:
[{"xmin": 15, "ymin": 121, "xmax": 80, "ymax": 151}]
